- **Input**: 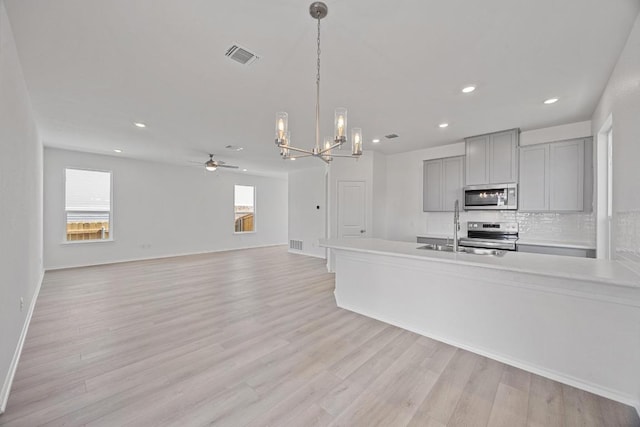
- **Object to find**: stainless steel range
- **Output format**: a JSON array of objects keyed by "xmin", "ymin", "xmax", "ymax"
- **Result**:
[{"xmin": 459, "ymin": 222, "xmax": 519, "ymax": 251}]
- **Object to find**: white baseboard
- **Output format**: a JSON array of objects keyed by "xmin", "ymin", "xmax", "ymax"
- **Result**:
[
  {"xmin": 337, "ymin": 298, "xmax": 640, "ymax": 413},
  {"xmin": 0, "ymin": 270, "xmax": 44, "ymax": 414},
  {"xmin": 287, "ymin": 249, "xmax": 327, "ymax": 259},
  {"xmin": 45, "ymin": 243, "xmax": 288, "ymax": 271}
]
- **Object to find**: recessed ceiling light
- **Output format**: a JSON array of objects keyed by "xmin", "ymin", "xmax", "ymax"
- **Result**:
[
  {"xmin": 113, "ymin": 149, "xmax": 122, "ymax": 153},
  {"xmin": 439, "ymin": 123, "xmax": 449, "ymax": 128},
  {"xmin": 134, "ymin": 122, "xmax": 146, "ymax": 128},
  {"xmin": 462, "ymin": 86, "xmax": 476, "ymax": 93},
  {"xmin": 242, "ymin": 168, "xmax": 248, "ymax": 172},
  {"xmin": 290, "ymin": 157, "xmax": 296, "ymax": 161},
  {"xmin": 372, "ymin": 139, "xmax": 380, "ymax": 143},
  {"xmin": 544, "ymin": 98, "xmax": 559, "ymax": 104}
]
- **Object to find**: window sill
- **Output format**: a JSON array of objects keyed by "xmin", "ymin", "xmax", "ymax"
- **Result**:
[
  {"xmin": 61, "ymin": 239, "xmax": 115, "ymax": 245},
  {"xmin": 234, "ymin": 231, "xmax": 256, "ymax": 235}
]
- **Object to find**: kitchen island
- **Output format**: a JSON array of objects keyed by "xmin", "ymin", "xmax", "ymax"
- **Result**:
[{"xmin": 320, "ymin": 238, "xmax": 640, "ymax": 412}]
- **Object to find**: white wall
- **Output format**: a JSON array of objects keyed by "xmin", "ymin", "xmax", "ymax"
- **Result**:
[
  {"xmin": 385, "ymin": 142, "xmax": 464, "ymax": 242},
  {"xmin": 288, "ymin": 152, "xmax": 386, "ymax": 260},
  {"xmin": 520, "ymin": 121, "xmax": 591, "ymax": 146},
  {"xmin": 287, "ymin": 166, "xmax": 327, "ymax": 258},
  {"xmin": 371, "ymin": 151, "xmax": 388, "ymax": 239},
  {"xmin": 327, "ymin": 151, "xmax": 376, "ymax": 239},
  {"xmin": 44, "ymin": 148, "xmax": 288, "ymax": 269},
  {"xmin": 0, "ymin": 0, "xmax": 43, "ymax": 412},
  {"xmin": 592, "ymin": 11, "xmax": 640, "ymax": 267}
]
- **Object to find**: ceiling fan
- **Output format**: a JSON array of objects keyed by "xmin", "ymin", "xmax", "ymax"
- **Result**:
[{"xmin": 191, "ymin": 154, "xmax": 239, "ymax": 171}]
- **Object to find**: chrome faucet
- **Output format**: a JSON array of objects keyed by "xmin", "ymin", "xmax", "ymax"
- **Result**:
[{"xmin": 453, "ymin": 199, "xmax": 460, "ymax": 252}]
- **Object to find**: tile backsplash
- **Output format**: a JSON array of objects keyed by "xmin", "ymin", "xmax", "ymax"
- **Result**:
[
  {"xmin": 615, "ymin": 211, "xmax": 640, "ymax": 254},
  {"xmin": 614, "ymin": 211, "xmax": 640, "ymax": 272},
  {"xmin": 425, "ymin": 211, "xmax": 596, "ymax": 244},
  {"xmin": 511, "ymin": 212, "xmax": 596, "ymax": 242}
]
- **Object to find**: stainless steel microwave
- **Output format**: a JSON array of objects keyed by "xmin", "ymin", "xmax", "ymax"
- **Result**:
[{"xmin": 463, "ymin": 183, "xmax": 517, "ymax": 210}]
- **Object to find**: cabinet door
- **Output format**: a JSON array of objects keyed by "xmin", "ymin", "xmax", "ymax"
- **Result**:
[
  {"xmin": 519, "ymin": 144, "xmax": 549, "ymax": 211},
  {"xmin": 549, "ymin": 139, "xmax": 584, "ymax": 211},
  {"xmin": 465, "ymin": 135, "xmax": 489, "ymax": 185},
  {"xmin": 490, "ymin": 129, "xmax": 518, "ymax": 183},
  {"xmin": 442, "ymin": 156, "xmax": 464, "ymax": 212},
  {"xmin": 423, "ymin": 159, "xmax": 443, "ymax": 211}
]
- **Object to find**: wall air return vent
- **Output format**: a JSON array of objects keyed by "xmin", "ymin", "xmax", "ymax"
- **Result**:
[
  {"xmin": 289, "ymin": 240, "xmax": 303, "ymax": 251},
  {"xmin": 385, "ymin": 134, "xmax": 399, "ymax": 139},
  {"xmin": 225, "ymin": 45, "xmax": 259, "ymax": 65}
]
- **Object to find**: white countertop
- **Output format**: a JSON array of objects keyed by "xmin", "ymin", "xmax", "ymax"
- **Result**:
[{"xmin": 321, "ymin": 238, "xmax": 640, "ymax": 289}]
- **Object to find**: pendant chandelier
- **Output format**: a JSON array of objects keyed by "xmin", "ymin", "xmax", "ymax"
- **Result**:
[{"xmin": 275, "ymin": 2, "xmax": 363, "ymax": 164}]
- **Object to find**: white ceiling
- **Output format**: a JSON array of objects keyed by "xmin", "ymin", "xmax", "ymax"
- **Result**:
[{"xmin": 5, "ymin": 0, "xmax": 640, "ymax": 177}]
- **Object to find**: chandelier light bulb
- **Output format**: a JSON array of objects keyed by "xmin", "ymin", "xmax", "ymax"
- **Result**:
[
  {"xmin": 323, "ymin": 137, "xmax": 333, "ymax": 161},
  {"xmin": 352, "ymin": 128, "xmax": 363, "ymax": 156},
  {"xmin": 334, "ymin": 108, "xmax": 347, "ymax": 140},
  {"xmin": 275, "ymin": 112, "xmax": 288, "ymax": 142}
]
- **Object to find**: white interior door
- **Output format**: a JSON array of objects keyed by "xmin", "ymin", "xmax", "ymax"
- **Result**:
[{"xmin": 338, "ymin": 180, "xmax": 366, "ymax": 238}]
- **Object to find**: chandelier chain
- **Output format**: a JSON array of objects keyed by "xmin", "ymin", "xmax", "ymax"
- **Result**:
[
  {"xmin": 317, "ymin": 15, "xmax": 321, "ymax": 85},
  {"xmin": 315, "ymin": 14, "xmax": 321, "ymax": 151}
]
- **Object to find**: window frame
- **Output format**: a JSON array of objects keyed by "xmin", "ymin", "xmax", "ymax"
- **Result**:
[
  {"xmin": 233, "ymin": 184, "xmax": 256, "ymax": 234},
  {"xmin": 62, "ymin": 167, "xmax": 114, "ymax": 244}
]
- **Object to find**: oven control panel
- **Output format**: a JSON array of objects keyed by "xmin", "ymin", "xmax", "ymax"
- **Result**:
[{"xmin": 467, "ymin": 222, "xmax": 518, "ymax": 232}]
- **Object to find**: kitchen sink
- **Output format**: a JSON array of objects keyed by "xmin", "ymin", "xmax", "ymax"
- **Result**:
[{"xmin": 417, "ymin": 244, "xmax": 506, "ymax": 257}]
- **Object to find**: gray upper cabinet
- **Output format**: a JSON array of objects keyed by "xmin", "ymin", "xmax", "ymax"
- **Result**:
[
  {"xmin": 464, "ymin": 135, "xmax": 489, "ymax": 185},
  {"xmin": 423, "ymin": 156, "xmax": 464, "ymax": 212},
  {"xmin": 549, "ymin": 139, "xmax": 584, "ymax": 211},
  {"xmin": 519, "ymin": 138, "xmax": 587, "ymax": 212},
  {"xmin": 443, "ymin": 157, "xmax": 464, "ymax": 209},
  {"xmin": 423, "ymin": 159, "xmax": 443, "ymax": 211},
  {"xmin": 465, "ymin": 129, "xmax": 519, "ymax": 185},
  {"xmin": 490, "ymin": 130, "xmax": 519, "ymax": 183},
  {"xmin": 519, "ymin": 144, "xmax": 549, "ymax": 211}
]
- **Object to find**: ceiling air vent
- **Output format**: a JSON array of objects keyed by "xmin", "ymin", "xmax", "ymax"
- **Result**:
[
  {"xmin": 225, "ymin": 45, "xmax": 259, "ymax": 65},
  {"xmin": 385, "ymin": 133, "xmax": 399, "ymax": 139}
]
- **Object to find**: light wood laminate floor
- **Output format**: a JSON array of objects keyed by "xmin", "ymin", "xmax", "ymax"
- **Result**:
[{"xmin": 1, "ymin": 246, "xmax": 638, "ymax": 426}]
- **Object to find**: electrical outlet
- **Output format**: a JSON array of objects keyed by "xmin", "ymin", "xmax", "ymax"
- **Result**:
[{"xmin": 20, "ymin": 297, "xmax": 24, "ymax": 311}]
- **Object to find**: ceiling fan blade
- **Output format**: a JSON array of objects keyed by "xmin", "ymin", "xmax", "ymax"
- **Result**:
[{"xmin": 217, "ymin": 164, "xmax": 239, "ymax": 169}]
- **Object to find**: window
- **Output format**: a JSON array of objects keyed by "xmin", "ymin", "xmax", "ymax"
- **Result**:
[
  {"xmin": 234, "ymin": 185, "xmax": 255, "ymax": 233},
  {"xmin": 65, "ymin": 168, "xmax": 112, "ymax": 241}
]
